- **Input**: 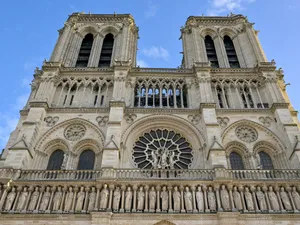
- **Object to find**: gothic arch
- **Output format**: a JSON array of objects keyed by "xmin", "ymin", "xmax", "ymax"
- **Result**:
[
  {"xmin": 77, "ymin": 24, "xmax": 100, "ymax": 37},
  {"xmin": 99, "ymin": 25, "xmax": 121, "ymax": 37},
  {"xmin": 73, "ymin": 139, "xmax": 102, "ymax": 155},
  {"xmin": 218, "ymin": 27, "xmax": 238, "ymax": 39},
  {"xmin": 200, "ymin": 27, "xmax": 218, "ymax": 39},
  {"xmin": 225, "ymin": 141, "xmax": 251, "ymax": 169},
  {"xmin": 43, "ymin": 138, "xmax": 69, "ymax": 155}
]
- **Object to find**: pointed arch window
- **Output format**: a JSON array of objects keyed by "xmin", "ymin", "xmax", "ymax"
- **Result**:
[
  {"xmin": 77, "ymin": 150, "xmax": 95, "ymax": 170},
  {"xmin": 75, "ymin": 33, "xmax": 94, "ymax": 68},
  {"xmin": 99, "ymin": 33, "xmax": 114, "ymax": 67},
  {"xmin": 223, "ymin": 35, "xmax": 240, "ymax": 68},
  {"xmin": 47, "ymin": 150, "xmax": 64, "ymax": 170},
  {"xmin": 204, "ymin": 35, "xmax": 219, "ymax": 68},
  {"xmin": 259, "ymin": 151, "xmax": 274, "ymax": 170},
  {"xmin": 229, "ymin": 152, "xmax": 244, "ymax": 170}
]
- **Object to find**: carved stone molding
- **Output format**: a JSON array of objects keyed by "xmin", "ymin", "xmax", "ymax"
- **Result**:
[
  {"xmin": 124, "ymin": 114, "xmax": 137, "ymax": 124},
  {"xmin": 258, "ymin": 116, "xmax": 273, "ymax": 127},
  {"xmin": 64, "ymin": 124, "xmax": 86, "ymax": 141},
  {"xmin": 96, "ymin": 116, "xmax": 109, "ymax": 127},
  {"xmin": 235, "ymin": 126, "xmax": 258, "ymax": 143},
  {"xmin": 44, "ymin": 116, "xmax": 59, "ymax": 127},
  {"xmin": 217, "ymin": 117, "xmax": 230, "ymax": 128}
]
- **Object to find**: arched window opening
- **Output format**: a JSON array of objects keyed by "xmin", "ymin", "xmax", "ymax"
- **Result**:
[
  {"xmin": 204, "ymin": 35, "xmax": 219, "ymax": 68},
  {"xmin": 99, "ymin": 33, "xmax": 114, "ymax": 67},
  {"xmin": 75, "ymin": 33, "xmax": 94, "ymax": 68},
  {"xmin": 259, "ymin": 151, "xmax": 274, "ymax": 170},
  {"xmin": 223, "ymin": 35, "xmax": 240, "ymax": 68},
  {"xmin": 77, "ymin": 150, "xmax": 95, "ymax": 170},
  {"xmin": 47, "ymin": 150, "xmax": 64, "ymax": 170},
  {"xmin": 229, "ymin": 152, "xmax": 245, "ymax": 170}
]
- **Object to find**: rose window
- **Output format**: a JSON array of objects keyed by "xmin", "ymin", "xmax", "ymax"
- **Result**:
[
  {"xmin": 132, "ymin": 129, "xmax": 193, "ymax": 169},
  {"xmin": 235, "ymin": 126, "xmax": 258, "ymax": 143},
  {"xmin": 64, "ymin": 124, "xmax": 86, "ymax": 141}
]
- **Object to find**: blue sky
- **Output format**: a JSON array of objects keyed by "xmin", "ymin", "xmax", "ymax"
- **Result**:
[{"xmin": 0, "ymin": 0, "xmax": 299, "ymax": 150}]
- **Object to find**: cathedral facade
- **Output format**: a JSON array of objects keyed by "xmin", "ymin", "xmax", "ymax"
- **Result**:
[{"xmin": 0, "ymin": 13, "xmax": 300, "ymax": 224}]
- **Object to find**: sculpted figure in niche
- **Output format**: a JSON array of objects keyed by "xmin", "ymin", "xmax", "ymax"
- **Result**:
[
  {"xmin": 4, "ymin": 187, "xmax": 16, "ymax": 211},
  {"xmin": 256, "ymin": 186, "xmax": 267, "ymax": 211},
  {"xmin": 151, "ymin": 151, "xmax": 158, "ymax": 169},
  {"xmin": 169, "ymin": 152, "xmax": 176, "ymax": 169},
  {"xmin": 28, "ymin": 187, "xmax": 39, "ymax": 211},
  {"xmin": 39, "ymin": 186, "xmax": 51, "ymax": 211},
  {"xmin": 280, "ymin": 187, "xmax": 292, "ymax": 210},
  {"xmin": 64, "ymin": 187, "xmax": 74, "ymax": 212},
  {"xmin": 99, "ymin": 184, "xmax": 109, "ymax": 210},
  {"xmin": 149, "ymin": 186, "xmax": 156, "ymax": 211},
  {"xmin": 232, "ymin": 186, "xmax": 243, "ymax": 211},
  {"xmin": 184, "ymin": 186, "xmax": 193, "ymax": 211},
  {"xmin": 113, "ymin": 186, "xmax": 121, "ymax": 211},
  {"xmin": 220, "ymin": 185, "xmax": 230, "ymax": 211},
  {"xmin": 61, "ymin": 152, "xmax": 69, "ymax": 170},
  {"xmin": 196, "ymin": 186, "xmax": 204, "ymax": 211},
  {"xmin": 255, "ymin": 152, "xmax": 261, "ymax": 169},
  {"xmin": 268, "ymin": 186, "xmax": 280, "ymax": 211},
  {"xmin": 137, "ymin": 186, "xmax": 145, "ymax": 211},
  {"xmin": 207, "ymin": 186, "xmax": 216, "ymax": 211},
  {"xmin": 173, "ymin": 186, "xmax": 181, "ymax": 211},
  {"xmin": 160, "ymin": 186, "xmax": 168, "ymax": 211},
  {"xmin": 75, "ymin": 187, "xmax": 85, "ymax": 211},
  {"xmin": 125, "ymin": 186, "xmax": 133, "ymax": 211},
  {"xmin": 53, "ymin": 186, "xmax": 63, "ymax": 211},
  {"xmin": 244, "ymin": 187, "xmax": 254, "ymax": 211},
  {"xmin": 292, "ymin": 187, "xmax": 300, "ymax": 210},
  {"xmin": 16, "ymin": 187, "xmax": 28, "ymax": 211},
  {"xmin": 88, "ymin": 187, "xmax": 96, "ymax": 211}
]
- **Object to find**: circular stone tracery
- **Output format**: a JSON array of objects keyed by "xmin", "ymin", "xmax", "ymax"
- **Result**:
[
  {"xmin": 132, "ymin": 129, "xmax": 194, "ymax": 169},
  {"xmin": 235, "ymin": 126, "xmax": 258, "ymax": 143},
  {"xmin": 64, "ymin": 124, "xmax": 86, "ymax": 141}
]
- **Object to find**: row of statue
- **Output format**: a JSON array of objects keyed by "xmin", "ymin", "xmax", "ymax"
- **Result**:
[{"xmin": 0, "ymin": 183, "xmax": 300, "ymax": 213}]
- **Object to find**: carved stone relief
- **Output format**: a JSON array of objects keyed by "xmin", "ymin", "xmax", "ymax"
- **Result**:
[
  {"xmin": 235, "ymin": 126, "xmax": 258, "ymax": 143},
  {"xmin": 96, "ymin": 116, "xmax": 109, "ymax": 127},
  {"xmin": 188, "ymin": 115, "xmax": 201, "ymax": 125},
  {"xmin": 64, "ymin": 124, "xmax": 86, "ymax": 141},
  {"xmin": 259, "ymin": 116, "xmax": 273, "ymax": 127},
  {"xmin": 44, "ymin": 116, "xmax": 59, "ymax": 127},
  {"xmin": 124, "ymin": 113, "xmax": 137, "ymax": 124},
  {"xmin": 217, "ymin": 117, "xmax": 230, "ymax": 128}
]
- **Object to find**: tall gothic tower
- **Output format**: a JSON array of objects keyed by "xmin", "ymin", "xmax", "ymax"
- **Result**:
[{"xmin": 0, "ymin": 13, "xmax": 300, "ymax": 225}]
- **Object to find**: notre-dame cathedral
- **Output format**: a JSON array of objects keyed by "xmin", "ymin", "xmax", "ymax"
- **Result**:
[{"xmin": 0, "ymin": 12, "xmax": 299, "ymax": 224}]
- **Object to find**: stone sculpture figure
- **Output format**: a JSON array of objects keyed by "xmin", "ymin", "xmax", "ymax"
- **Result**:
[
  {"xmin": 88, "ymin": 187, "xmax": 96, "ymax": 211},
  {"xmin": 173, "ymin": 186, "xmax": 181, "ymax": 211},
  {"xmin": 28, "ymin": 187, "xmax": 39, "ymax": 211},
  {"xmin": 280, "ymin": 187, "xmax": 292, "ymax": 210},
  {"xmin": 125, "ymin": 186, "xmax": 133, "ymax": 211},
  {"xmin": 53, "ymin": 186, "xmax": 63, "ymax": 211},
  {"xmin": 184, "ymin": 186, "xmax": 193, "ymax": 211},
  {"xmin": 16, "ymin": 187, "xmax": 28, "ymax": 211},
  {"xmin": 160, "ymin": 149, "xmax": 168, "ymax": 169},
  {"xmin": 113, "ymin": 186, "xmax": 121, "ymax": 211},
  {"xmin": 292, "ymin": 187, "xmax": 300, "ymax": 210},
  {"xmin": 255, "ymin": 152, "xmax": 261, "ymax": 169},
  {"xmin": 256, "ymin": 186, "xmax": 267, "ymax": 211},
  {"xmin": 61, "ymin": 152, "xmax": 69, "ymax": 170},
  {"xmin": 4, "ymin": 187, "xmax": 16, "ymax": 211},
  {"xmin": 196, "ymin": 186, "xmax": 204, "ymax": 211},
  {"xmin": 151, "ymin": 151, "xmax": 158, "ymax": 169},
  {"xmin": 99, "ymin": 184, "xmax": 109, "ymax": 210},
  {"xmin": 207, "ymin": 186, "xmax": 216, "ymax": 211},
  {"xmin": 75, "ymin": 187, "xmax": 85, "ymax": 211},
  {"xmin": 64, "ymin": 187, "xmax": 74, "ymax": 212},
  {"xmin": 137, "ymin": 186, "xmax": 145, "ymax": 211},
  {"xmin": 220, "ymin": 185, "xmax": 230, "ymax": 211},
  {"xmin": 160, "ymin": 186, "xmax": 168, "ymax": 211},
  {"xmin": 169, "ymin": 152, "xmax": 176, "ymax": 169},
  {"xmin": 232, "ymin": 186, "xmax": 243, "ymax": 210},
  {"xmin": 268, "ymin": 186, "xmax": 280, "ymax": 211},
  {"xmin": 39, "ymin": 187, "xmax": 51, "ymax": 211},
  {"xmin": 149, "ymin": 187, "xmax": 156, "ymax": 211},
  {"xmin": 244, "ymin": 187, "xmax": 254, "ymax": 211}
]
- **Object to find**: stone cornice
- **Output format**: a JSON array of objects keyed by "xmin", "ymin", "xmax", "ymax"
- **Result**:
[
  {"xmin": 186, "ymin": 14, "xmax": 247, "ymax": 26},
  {"xmin": 125, "ymin": 107, "xmax": 200, "ymax": 114},
  {"xmin": 270, "ymin": 103, "xmax": 290, "ymax": 112},
  {"xmin": 216, "ymin": 108, "xmax": 272, "ymax": 113},
  {"xmin": 28, "ymin": 101, "xmax": 49, "ymax": 109},
  {"xmin": 109, "ymin": 101, "xmax": 126, "ymax": 108}
]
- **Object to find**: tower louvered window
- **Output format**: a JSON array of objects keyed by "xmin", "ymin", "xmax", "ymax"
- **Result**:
[
  {"xmin": 75, "ymin": 33, "xmax": 94, "ymax": 68},
  {"xmin": 205, "ymin": 35, "xmax": 219, "ymax": 68},
  {"xmin": 223, "ymin": 35, "xmax": 240, "ymax": 68},
  {"xmin": 99, "ymin": 33, "xmax": 114, "ymax": 67}
]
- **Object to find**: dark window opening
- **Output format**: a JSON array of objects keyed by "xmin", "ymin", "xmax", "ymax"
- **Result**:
[
  {"xmin": 94, "ymin": 95, "xmax": 98, "ymax": 106},
  {"xmin": 47, "ymin": 150, "xmax": 64, "ymax": 170},
  {"xmin": 70, "ymin": 95, "xmax": 74, "ymax": 105},
  {"xmin": 223, "ymin": 35, "xmax": 240, "ymax": 68},
  {"xmin": 100, "ymin": 95, "xmax": 105, "ymax": 105},
  {"xmin": 205, "ymin": 36, "xmax": 219, "ymax": 68},
  {"xmin": 229, "ymin": 152, "xmax": 245, "ymax": 170},
  {"xmin": 259, "ymin": 151, "xmax": 274, "ymax": 170},
  {"xmin": 77, "ymin": 150, "xmax": 95, "ymax": 170},
  {"xmin": 63, "ymin": 95, "xmax": 67, "ymax": 105},
  {"xmin": 75, "ymin": 33, "xmax": 94, "ymax": 68},
  {"xmin": 99, "ymin": 33, "xmax": 114, "ymax": 67}
]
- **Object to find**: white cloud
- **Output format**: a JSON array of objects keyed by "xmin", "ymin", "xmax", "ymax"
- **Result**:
[
  {"xmin": 207, "ymin": 0, "xmax": 255, "ymax": 16},
  {"xmin": 142, "ymin": 46, "xmax": 170, "ymax": 61},
  {"xmin": 144, "ymin": 1, "xmax": 159, "ymax": 18},
  {"xmin": 137, "ymin": 59, "xmax": 149, "ymax": 67}
]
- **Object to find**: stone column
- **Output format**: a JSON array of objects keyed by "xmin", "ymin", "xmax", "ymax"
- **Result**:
[
  {"xmin": 83, "ymin": 187, "xmax": 90, "ymax": 212},
  {"xmin": 156, "ymin": 185, "xmax": 161, "ymax": 213},
  {"xmin": 232, "ymin": 35, "xmax": 246, "ymax": 68},
  {"xmin": 35, "ymin": 186, "xmax": 44, "ymax": 212},
  {"xmin": 95, "ymin": 185, "xmax": 101, "ymax": 211},
  {"xmin": 191, "ymin": 185, "xmax": 197, "ymax": 213},
  {"xmin": 213, "ymin": 35, "xmax": 229, "ymax": 68},
  {"xmin": 228, "ymin": 185, "xmax": 235, "ymax": 211},
  {"xmin": 132, "ymin": 185, "xmax": 137, "ymax": 213},
  {"xmin": 24, "ymin": 186, "xmax": 34, "ymax": 212},
  {"xmin": 262, "ymin": 186, "xmax": 272, "ymax": 213},
  {"xmin": 238, "ymin": 186, "xmax": 247, "ymax": 212},
  {"xmin": 108, "ymin": 185, "xmax": 114, "ymax": 212},
  {"xmin": 47, "ymin": 186, "xmax": 56, "ymax": 212},
  {"xmin": 180, "ymin": 185, "xmax": 185, "ymax": 213},
  {"xmin": 59, "ymin": 186, "xmax": 67, "ymax": 212},
  {"xmin": 168, "ymin": 186, "xmax": 173, "ymax": 213},
  {"xmin": 250, "ymin": 186, "xmax": 259, "ymax": 212},
  {"xmin": 203, "ymin": 185, "xmax": 209, "ymax": 213},
  {"xmin": 214, "ymin": 185, "xmax": 222, "ymax": 212},
  {"xmin": 275, "ymin": 186, "xmax": 285, "ymax": 212},
  {"xmin": 144, "ymin": 185, "xmax": 149, "ymax": 213},
  {"xmin": 88, "ymin": 33, "xmax": 104, "ymax": 67},
  {"xmin": 120, "ymin": 185, "xmax": 126, "ymax": 213},
  {"xmin": 245, "ymin": 24, "xmax": 266, "ymax": 62},
  {"xmin": 71, "ymin": 186, "xmax": 78, "ymax": 213},
  {"xmin": 12, "ymin": 186, "xmax": 22, "ymax": 211}
]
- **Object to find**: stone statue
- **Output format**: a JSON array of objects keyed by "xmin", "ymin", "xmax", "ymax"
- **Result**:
[
  {"xmin": 39, "ymin": 186, "xmax": 51, "ymax": 211},
  {"xmin": 173, "ymin": 186, "xmax": 181, "ymax": 211},
  {"xmin": 268, "ymin": 186, "xmax": 279, "ymax": 211},
  {"xmin": 4, "ymin": 187, "xmax": 16, "ymax": 211},
  {"xmin": 220, "ymin": 185, "xmax": 230, "ymax": 211},
  {"xmin": 160, "ymin": 186, "xmax": 168, "ymax": 211},
  {"xmin": 113, "ymin": 186, "xmax": 121, "ymax": 211},
  {"xmin": 292, "ymin": 187, "xmax": 300, "ymax": 210},
  {"xmin": 244, "ymin": 187, "xmax": 254, "ymax": 211},
  {"xmin": 53, "ymin": 186, "xmax": 63, "ymax": 211},
  {"xmin": 169, "ymin": 152, "xmax": 175, "ymax": 169},
  {"xmin": 196, "ymin": 186, "xmax": 204, "ymax": 211},
  {"xmin": 280, "ymin": 187, "xmax": 292, "ymax": 210},
  {"xmin": 99, "ymin": 184, "xmax": 109, "ymax": 210},
  {"xmin": 232, "ymin": 186, "xmax": 243, "ymax": 210},
  {"xmin": 255, "ymin": 153, "xmax": 261, "ymax": 169},
  {"xmin": 151, "ymin": 151, "xmax": 158, "ymax": 169},
  {"xmin": 88, "ymin": 187, "xmax": 96, "ymax": 211},
  {"xmin": 64, "ymin": 187, "xmax": 74, "ymax": 212},
  {"xmin": 75, "ymin": 187, "xmax": 85, "ymax": 211},
  {"xmin": 125, "ymin": 186, "xmax": 133, "ymax": 211},
  {"xmin": 256, "ymin": 186, "xmax": 267, "ymax": 211},
  {"xmin": 207, "ymin": 186, "xmax": 216, "ymax": 211},
  {"xmin": 160, "ymin": 149, "xmax": 168, "ymax": 169},
  {"xmin": 16, "ymin": 187, "xmax": 29, "ymax": 211},
  {"xmin": 184, "ymin": 186, "xmax": 193, "ymax": 211},
  {"xmin": 61, "ymin": 152, "xmax": 69, "ymax": 170},
  {"xmin": 149, "ymin": 186, "xmax": 156, "ymax": 211},
  {"xmin": 137, "ymin": 186, "xmax": 145, "ymax": 211},
  {"xmin": 28, "ymin": 187, "xmax": 39, "ymax": 211}
]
